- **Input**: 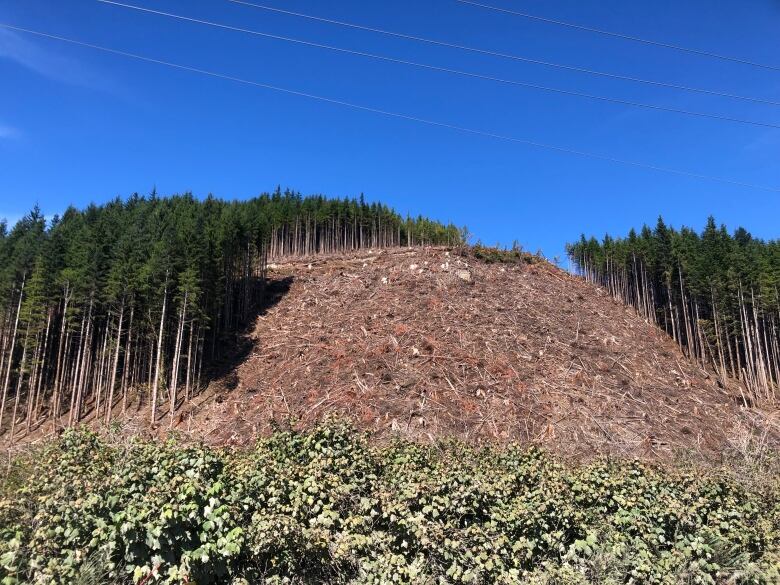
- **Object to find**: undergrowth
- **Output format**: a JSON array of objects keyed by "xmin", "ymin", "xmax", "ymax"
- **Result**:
[
  {"xmin": 467, "ymin": 243, "xmax": 539, "ymax": 265},
  {"xmin": 1, "ymin": 423, "xmax": 778, "ymax": 584}
]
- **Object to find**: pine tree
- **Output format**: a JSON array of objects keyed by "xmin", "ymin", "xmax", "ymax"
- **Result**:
[
  {"xmin": 0, "ymin": 190, "xmax": 460, "ymax": 437},
  {"xmin": 568, "ymin": 216, "xmax": 780, "ymax": 404}
]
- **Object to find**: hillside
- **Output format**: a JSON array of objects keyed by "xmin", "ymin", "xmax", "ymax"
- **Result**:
[
  {"xmin": 184, "ymin": 247, "xmax": 777, "ymax": 457},
  {"xmin": 0, "ymin": 194, "xmax": 461, "ymax": 445}
]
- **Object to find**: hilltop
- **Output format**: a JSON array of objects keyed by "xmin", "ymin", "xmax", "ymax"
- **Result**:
[{"xmin": 182, "ymin": 247, "xmax": 777, "ymax": 458}]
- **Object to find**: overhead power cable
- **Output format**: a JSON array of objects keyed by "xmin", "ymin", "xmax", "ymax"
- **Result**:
[
  {"xmin": 225, "ymin": 0, "xmax": 780, "ymax": 108},
  {"xmin": 95, "ymin": 0, "xmax": 780, "ymax": 130},
  {"xmin": 2, "ymin": 22, "xmax": 778, "ymax": 193},
  {"xmin": 455, "ymin": 0, "xmax": 780, "ymax": 73}
]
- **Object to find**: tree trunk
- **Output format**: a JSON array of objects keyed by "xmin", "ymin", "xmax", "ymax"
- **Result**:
[
  {"xmin": 169, "ymin": 291, "xmax": 187, "ymax": 425},
  {"xmin": 151, "ymin": 280, "xmax": 168, "ymax": 424},
  {"xmin": 10, "ymin": 320, "xmax": 31, "ymax": 441},
  {"xmin": 105, "ymin": 300, "xmax": 125, "ymax": 425},
  {"xmin": 0, "ymin": 277, "xmax": 25, "ymax": 434},
  {"xmin": 121, "ymin": 304, "xmax": 134, "ymax": 414}
]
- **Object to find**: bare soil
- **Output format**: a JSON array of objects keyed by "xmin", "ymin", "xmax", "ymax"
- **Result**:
[{"xmin": 183, "ymin": 247, "xmax": 778, "ymax": 458}]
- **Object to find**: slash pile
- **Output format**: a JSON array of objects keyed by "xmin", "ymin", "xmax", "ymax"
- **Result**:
[{"xmin": 189, "ymin": 247, "xmax": 777, "ymax": 458}]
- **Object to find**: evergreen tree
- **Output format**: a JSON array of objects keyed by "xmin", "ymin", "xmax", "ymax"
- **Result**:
[
  {"xmin": 568, "ymin": 217, "xmax": 780, "ymax": 404},
  {"xmin": 0, "ymin": 190, "xmax": 461, "ymax": 439}
]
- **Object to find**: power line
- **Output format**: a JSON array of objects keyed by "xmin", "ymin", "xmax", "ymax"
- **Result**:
[
  {"xmin": 95, "ymin": 0, "xmax": 780, "ymax": 130},
  {"xmin": 2, "ymin": 22, "xmax": 778, "ymax": 194},
  {"xmin": 455, "ymin": 0, "xmax": 780, "ymax": 73},
  {"xmin": 226, "ymin": 0, "xmax": 780, "ymax": 108}
]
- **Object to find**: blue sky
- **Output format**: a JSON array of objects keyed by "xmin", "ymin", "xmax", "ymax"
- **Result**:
[{"xmin": 1, "ymin": 0, "xmax": 779, "ymax": 260}]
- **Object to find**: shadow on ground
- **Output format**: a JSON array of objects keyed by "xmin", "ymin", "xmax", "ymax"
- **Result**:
[{"xmin": 207, "ymin": 276, "xmax": 294, "ymax": 392}]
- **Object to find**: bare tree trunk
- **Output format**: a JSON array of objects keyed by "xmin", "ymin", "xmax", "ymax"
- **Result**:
[
  {"xmin": 94, "ymin": 314, "xmax": 111, "ymax": 423},
  {"xmin": 32, "ymin": 309, "xmax": 52, "ymax": 426},
  {"xmin": 121, "ymin": 304, "xmax": 134, "ymax": 414},
  {"xmin": 151, "ymin": 280, "xmax": 168, "ymax": 424},
  {"xmin": 105, "ymin": 301, "xmax": 125, "ymax": 425},
  {"xmin": 169, "ymin": 291, "xmax": 187, "ymax": 425},
  {"xmin": 52, "ymin": 288, "xmax": 70, "ymax": 426},
  {"xmin": 68, "ymin": 311, "xmax": 87, "ymax": 428},
  {"xmin": 184, "ymin": 320, "xmax": 194, "ymax": 402},
  {"xmin": 0, "ymin": 277, "xmax": 25, "ymax": 434},
  {"xmin": 26, "ymin": 329, "xmax": 42, "ymax": 434},
  {"xmin": 74, "ymin": 300, "xmax": 94, "ymax": 423},
  {"xmin": 10, "ymin": 321, "xmax": 32, "ymax": 441},
  {"xmin": 0, "ymin": 308, "xmax": 11, "ymax": 399}
]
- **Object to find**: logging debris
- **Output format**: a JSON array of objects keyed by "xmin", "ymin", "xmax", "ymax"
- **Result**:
[{"xmin": 188, "ymin": 247, "xmax": 778, "ymax": 458}]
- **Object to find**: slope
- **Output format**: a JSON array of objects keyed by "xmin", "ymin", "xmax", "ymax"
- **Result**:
[{"xmin": 186, "ymin": 247, "xmax": 777, "ymax": 457}]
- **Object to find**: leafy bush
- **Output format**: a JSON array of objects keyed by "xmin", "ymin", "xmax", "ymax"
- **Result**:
[
  {"xmin": 1, "ymin": 424, "xmax": 778, "ymax": 584},
  {"xmin": 468, "ymin": 243, "xmax": 537, "ymax": 265}
]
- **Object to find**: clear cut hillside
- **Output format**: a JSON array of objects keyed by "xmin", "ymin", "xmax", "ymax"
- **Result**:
[{"xmin": 188, "ymin": 247, "xmax": 777, "ymax": 458}]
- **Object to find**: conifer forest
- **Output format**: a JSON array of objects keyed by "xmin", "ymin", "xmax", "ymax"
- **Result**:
[
  {"xmin": 567, "ymin": 217, "xmax": 780, "ymax": 406},
  {"xmin": 0, "ymin": 190, "xmax": 461, "ymax": 441}
]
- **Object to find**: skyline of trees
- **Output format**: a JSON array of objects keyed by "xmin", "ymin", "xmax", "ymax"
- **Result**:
[
  {"xmin": 3, "ymin": 190, "xmax": 776, "ymax": 443},
  {"xmin": 262, "ymin": 190, "xmax": 463, "ymax": 257},
  {"xmin": 0, "ymin": 189, "xmax": 461, "ymax": 440},
  {"xmin": 567, "ymin": 216, "xmax": 780, "ymax": 405}
]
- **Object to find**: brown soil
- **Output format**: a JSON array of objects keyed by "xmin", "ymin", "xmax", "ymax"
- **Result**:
[{"xmin": 184, "ymin": 247, "xmax": 778, "ymax": 458}]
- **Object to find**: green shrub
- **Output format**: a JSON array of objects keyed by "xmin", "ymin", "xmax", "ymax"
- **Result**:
[
  {"xmin": 1, "ymin": 424, "xmax": 778, "ymax": 584},
  {"xmin": 468, "ymin": 244, "xmax": 537, "ymax": 265}
]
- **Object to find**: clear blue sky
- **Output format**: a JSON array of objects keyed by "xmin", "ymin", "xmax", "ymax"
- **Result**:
[{"xmin": 1, "ymin": 0, "xmax": 779, "ymax": 261}]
